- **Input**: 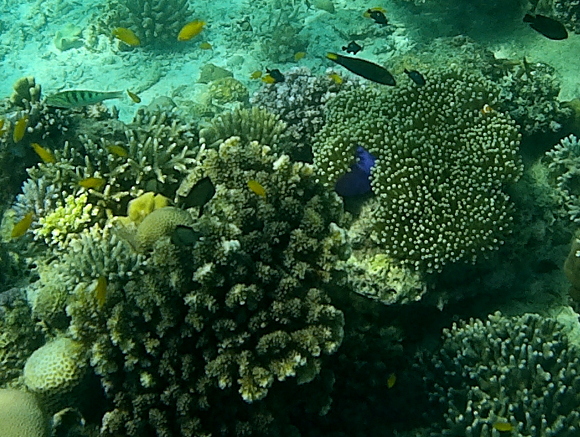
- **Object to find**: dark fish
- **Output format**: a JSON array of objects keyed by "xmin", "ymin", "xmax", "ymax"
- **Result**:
[
  {"xmin": 266, "ymin": 68, "xmax": 285, "ymax": 83},
  {"xmin": 182, "ymin": 176, "xmax": 215, "ymax": 215},
  {"xmin": 335, "ymin": 146, "xmax": 376, "ymax": 197},
  {"xmin": 404, "ymin": 69, "xmax": 426, "ymax": 86},
  {"xmin": 171, "ymin": 225, "xmax": 202, "ymax": 247},
  {"xmin": 524, "ymin": 14, "xmax": 568, "ymax": 40},
  {"xmin": 366, "ymin": 9, "xmax": 388, "ymax": 25},
  {"xmin": 342, "ymin": 41, "xmax": 362, "ymax": 54},
  {"xmin": 326, "ymin": 52, "xmax": 396, "ymax": 86},
  {"xmin": 45, "ymin": 90, "xmax": 124, "ymax": 108}
]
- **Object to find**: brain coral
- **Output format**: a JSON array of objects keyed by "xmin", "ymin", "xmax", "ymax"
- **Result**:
[
  {"xmin": 24, "ymin": 337, "xmax": 88, "ymax": 400},
  {"xmin": 0, "ymin": 389, "xmax": 49, "ymax": 437},
  {"xmin": 313, "ymin": 68, "xmax": 523, "ymax": 272},
  {"xmin": 423, "ymin": 312, "xmax": 580, "ymax": 436}
]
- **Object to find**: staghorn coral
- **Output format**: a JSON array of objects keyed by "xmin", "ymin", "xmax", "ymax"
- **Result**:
[
  {"xmin": 422, "ymin": 312, "xmax": 580, "ymax": 436},
  {"xmin": 251, "ymin": 66, "xmax": 357, "ymax": 161},
  {"xmin": 314, "ymin": 68, "xmax": 522, "ymax": 272},
  {"xmin": 101, "ymin": 0, "xmax": 191, "ymax": 47},
  {"xmin": 66, "ymin": 136, "xmax": 347, "ymax": 436},
  {"xmin": 15, "ymin": 107, "xmax": 198, "ymax": 223},
  {"xmin": 9, "ymin": 76, "xmax": 41, "ymax": 109}
]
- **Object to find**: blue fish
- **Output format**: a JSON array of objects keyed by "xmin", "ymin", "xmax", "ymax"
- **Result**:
[{"xmin": 334, "ymin": 146, "xmax": 376, "ymax": 197}]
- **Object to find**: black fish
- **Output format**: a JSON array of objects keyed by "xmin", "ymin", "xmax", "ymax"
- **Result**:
[
  {"xmin": 524, "ymin": 14, "xmax": 568, "ymax": 40},
  {"xmin": 404, "ymin": 69, "xmax": 426, "ymax": 86},
  {"xmin": 266, "ymin": 68, "xmax": 285, "ymax": 83},
  {"xmin": 342, "ymin": 41, "xmax": 362, "ymax": 55},
  {"xmin": 366, "ymin": 9, "xmax": 388, "ymax": 25},
  {"xmin": 326, "ymin": 53, "xmax": 396, "ymax": 86},
  {"xmin": 182, "ymin": 176, "xmax": 215, "ymax": 215},
  {"xmin": 171, "ymin": 225, "xmax": 202, "ymax": 247}
]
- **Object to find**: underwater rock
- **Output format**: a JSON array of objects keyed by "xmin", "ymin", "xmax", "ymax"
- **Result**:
[
  {"xmin": 53, "ymin": 24, "xmax": 83, "ymax": 51},
  {"xmin": 197, "ymin": 63, "xmax": 233, "ymax": 84},
  {"xmin": 313, "ymin": 0, "xmax": 335, "ymax": 13}
]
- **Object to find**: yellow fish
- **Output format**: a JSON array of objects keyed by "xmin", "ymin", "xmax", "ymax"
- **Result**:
[
  {"xmin": 199, "ymin": 42, "xmax": 212, "ymax": 50},
  {"xmin": 126, "ymin": 89, "xmax": 141, "ymax": 103},
  {"xmin": 11, "ymin": 212, "xmax": 33, "ymax": 238},
  {"xmin": 294, "ymin": 51, "xmax": 306, "ymax": 61},
  {"xmin": 261, "ymin": 75, "xmax": 276, "ymax": 84},
  {"xmin": 248, "ymin": 180, "xmax": 266, "ymax": 198},
  {"xmin": 387, "ymin": 373, "xmax": 396, "ymax": 388},
  {"xmin": 31, "ymin": 143, "xmax": 56, "ymax": 164},
  {"xmin": 0, "ymin": 119, "xmax": 5, "ymax": 135},
  {"xmin": 250, "ymin": 71, "xmax": 263, "ymax": 79},
  {"xmin": 13, "ymin": 115, "xmax": 28, "ymax": 143},
  {"xmin": 95, "ymin": 276, "xmax": 107, "ymax": 308},
  {"xmin": 79, "ymin": 177, "xmax": 106, "ymax": 189},
  {"xmin": 492, "ymin": 422, "xmax": 513, "ymax": 432},
  {"xmin": 107, "ymin": 144, "xmax": 128, "ymax": 157},
  {"xmin": 177, "ymin": 20, "xmax": 206, "ymax": 41},
  {"xmin": 112, "ymin": 27, "xmax": 141, "ymax": 46},
  {"xmin": 328, "ymin": 72, "xmax": 343, "ymax": 84}
]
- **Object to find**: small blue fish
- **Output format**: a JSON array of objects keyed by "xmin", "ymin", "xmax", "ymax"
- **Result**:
[{"xmin": 335, "ymin": 146, "xmax": 376, "ymax": 197}]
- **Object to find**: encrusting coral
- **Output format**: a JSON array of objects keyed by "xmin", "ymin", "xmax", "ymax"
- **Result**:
[
  {"xmin": 422, "ymin": 312, "xmax": 580, "ymax": 436},
  {"xmin": 314, "ymin": 68, "xmax": 523, "ymax": 272}
]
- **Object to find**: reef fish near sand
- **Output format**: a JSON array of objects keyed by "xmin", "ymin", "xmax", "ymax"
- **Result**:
[
  {"xmin": 45, "ymin": 90, "xmax": 124, "ymax": 108},
  {"xmin": 524, "ymin": 14, "xmax": 568, "ymax": 40}
]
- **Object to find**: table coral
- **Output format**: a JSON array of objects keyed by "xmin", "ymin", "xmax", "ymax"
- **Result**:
[
  {"xmin": 314, "ymin": 68, "xmax": 522, "ymax": 272},
  {"xmin": 422, "ymin": 312, "xmax": 580, "ymax": 436}
]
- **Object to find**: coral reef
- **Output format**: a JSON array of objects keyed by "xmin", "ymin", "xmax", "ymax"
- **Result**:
[
  {"xmin": 23, "ymin": 337, "xmax": 88, "ymax": 407},
  {"xmin": 545, "ymin": 134, "xmax": 580, "ymax": 223},
  {"xmin": 251, "ymin": 67, "xmax": 356, "ymax": 161},
  {"xmin": 206, "ymin": 77, "xmax": 250, "ymax": 106},
  {"xmin": 199, "ymin": 106, "xmax": 288, "ymax": 150},
  {"xmin": 422, "ymin": 312, "xmax": 580, "ymax": 436},
  {"xmin": 314, "ymin": 68, "xmax": 522, "ymax": 272},
  {"xmin": 0, "ymin": 288, "xmax": 44, "ymax": 387},
  {"xmin": 62, "ymin": 136, "xmax": 347, "ymax": 436},
  {"xmin": 100, "ymin": 0, "xmax": 191, "ymax": 47}
]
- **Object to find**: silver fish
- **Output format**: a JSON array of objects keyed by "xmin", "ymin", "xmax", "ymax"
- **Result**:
[{"xmin": 45, "ymin": 90, "xmax": 123, "ymax": 108}]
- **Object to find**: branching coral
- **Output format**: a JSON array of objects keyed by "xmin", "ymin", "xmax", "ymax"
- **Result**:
[
  {"xmin": 422, "ymin": 312, "xmax": 580, "ymax": 436},
  {"xmin": 251, "ymin": 66, "xmax": 356, "ymax": 161},
  {"xmin": 65, "ymin": 136, "xmax": 347, "ymax": 436},
  {"xmin": 314, "ymin": 68, "xmax": 522, "ymax": 272},
  {"xmin": 545, "ymin": 134, "xmax": 580, "ymax": 223},
  {"xmin": 0, "ymin": 288, "xmax": 44, "ymax": 387}
]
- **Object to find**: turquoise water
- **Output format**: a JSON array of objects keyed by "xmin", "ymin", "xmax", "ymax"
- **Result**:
[{"xmin": 1, "ymin": 0, "xmax": 580, "ymax": 436}]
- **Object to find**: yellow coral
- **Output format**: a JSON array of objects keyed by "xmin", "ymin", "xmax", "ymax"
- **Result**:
[
  {"xmin": 127, "ymin": 192, "xmax": 169, "ymax": 225},
  {"xmin": 35, "ymin": 194, "xmax": 94, "ymax": 248}
]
